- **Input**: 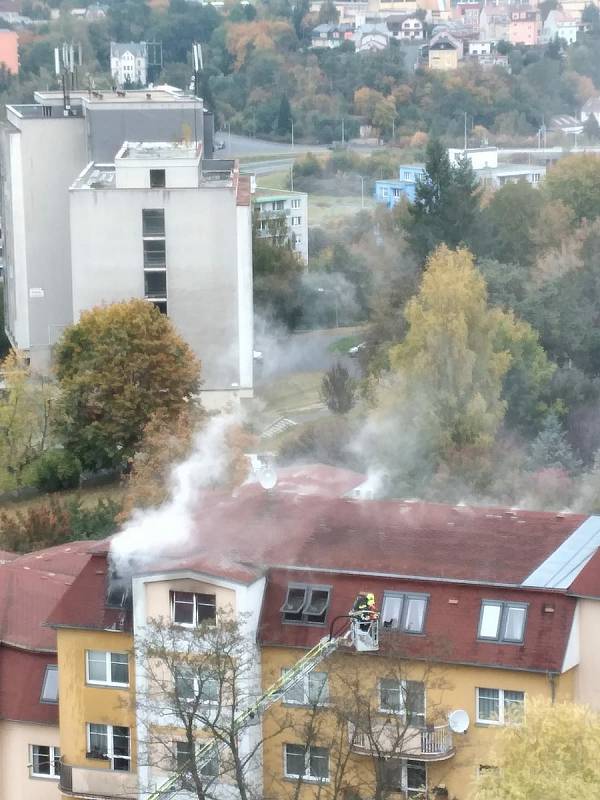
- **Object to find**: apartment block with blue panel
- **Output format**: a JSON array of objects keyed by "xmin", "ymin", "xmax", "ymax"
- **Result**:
[{"xmin": 374, "ymin": 163, "xmax": 426, "ymax": 207}]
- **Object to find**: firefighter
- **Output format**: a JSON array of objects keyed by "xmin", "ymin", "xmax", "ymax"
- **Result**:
[{"xmin": 352, "ymin": 591, "xmax": 379, "ymax": 630}]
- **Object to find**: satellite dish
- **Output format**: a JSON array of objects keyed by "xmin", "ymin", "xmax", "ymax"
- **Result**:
[
  {"xmin": 258, "ymin": 466, "xmax": 278, "ymax": 490},
  {"xmin": 448, "ymin": 709, "xmax": 470, "ymax": 734}
]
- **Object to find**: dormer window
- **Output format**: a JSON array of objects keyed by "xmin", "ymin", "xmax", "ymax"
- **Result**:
[
  {"xmin": 478, "ymin": 601, "xmax": 528, "ymax": 643},
  {"xmin": 381, "ymin": 592, "xmax": 428, "ymax": 634},
  {"xmin": 281, "ymin": 584, "xmax": 331, "ymax": 625}
]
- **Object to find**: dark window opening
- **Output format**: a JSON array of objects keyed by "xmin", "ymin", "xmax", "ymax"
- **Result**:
[
  {"xmin": 281, "ymin": 584, "xmax": 330, "ymax": 625},
  {"xmin": 150, "ymin": 169, "xmax": 166, "ymax": 188},
  {"xmin": 143, "ymin": 239, "xmax": 166, "ymax": 269},
  {"xmin": 144, "ymin": 270, "xmax": 167, "ymax": 298},
  {"xmin": 142, "ymin": 208, "xmax": 165, "ymax": 237}
]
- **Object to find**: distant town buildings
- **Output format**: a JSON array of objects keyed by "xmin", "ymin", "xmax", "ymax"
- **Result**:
[
  {"xmin": 110, "ymin": 41, "xmax": 147, "ymax": 87},
  {"xmin": 375, "ymin": 146, "xmax": 546, "ymax": 207},
  {"xmin": 253, "ymin": 188, "xmax": 309, "ymax": 264}
]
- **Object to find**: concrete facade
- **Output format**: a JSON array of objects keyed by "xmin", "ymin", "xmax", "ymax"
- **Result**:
[
  {"xmin": 69, "ymin": 143, "xmax": 253, "ymax": 403},
  {"xmin": 1, "ymin": 88, "xmax": 215, "ymax": 373},
  {"xmin": 0, "ymin": 720, "xmax": 61, "ymax": 800}
]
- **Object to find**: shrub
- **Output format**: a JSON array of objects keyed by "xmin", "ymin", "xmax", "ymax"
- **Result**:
[
  {"xmin": 25, "ymin": 449, "xmax": 82, "ymax": 493},
  {"xmin": 67, "ymin": 497, "xmax": 122, "ymax": 540}
]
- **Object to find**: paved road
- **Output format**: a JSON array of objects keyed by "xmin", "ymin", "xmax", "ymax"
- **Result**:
[
  {"xmin": 215, "ymin": 132, "xmax": 328, "ymax": 158},
  {"xmin": 254, "ymin": 326, "xmax": 364, "ymax": 384}
]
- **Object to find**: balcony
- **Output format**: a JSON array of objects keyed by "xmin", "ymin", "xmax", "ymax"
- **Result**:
[
  {"xmin": 59, "ymin": 760, "xmax": 138, "ymax": 799},
  {"xmin": 349, "ymin": 721, "xmax": 455, "ymax": 762}
]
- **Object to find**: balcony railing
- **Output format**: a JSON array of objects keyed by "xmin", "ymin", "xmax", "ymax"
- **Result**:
[
  {"xmin": 349, "ymin": 721, "xmax": 455, "ymax": 762},
  {"xmin": 59, "ymin": 759, "xmax": 138, "ymax": 799}
]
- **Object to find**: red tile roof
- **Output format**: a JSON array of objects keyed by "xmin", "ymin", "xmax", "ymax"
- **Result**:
[
  {"xmin": 568, "ymin": 549, "xmax": 600, "ymax": 598},
  {"xmin": 0, "ymin": 646, "xmax": 58, "ymax": 725},
  {"xmin": 46, "ymin": 553, "xmax": 131, "ymax": 633},
  {"xmin": 154, "ymin": 494, "xmax": 585, "ymax": 587},
  {"xmin": 260, "ymin": 569, "xmax": 575, "ymax": 673},
  {"xmin": 0, "ymin": 540, "xmax": 93, "ymax": 651}
]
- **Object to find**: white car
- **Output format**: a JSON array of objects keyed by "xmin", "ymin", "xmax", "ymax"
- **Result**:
[{"xmin": 348, "ymin": 342, "xmax": 367, "ymax": 357}]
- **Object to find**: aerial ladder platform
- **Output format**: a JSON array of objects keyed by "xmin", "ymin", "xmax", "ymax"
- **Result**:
[{"xmin": 146, "ymin": 615, "xmax": 379, "ymax": 799}]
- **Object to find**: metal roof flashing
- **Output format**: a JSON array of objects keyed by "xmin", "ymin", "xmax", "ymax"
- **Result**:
[{"xmin": 521, "ymin": 516, "xmax": 600, "ymax": 589}]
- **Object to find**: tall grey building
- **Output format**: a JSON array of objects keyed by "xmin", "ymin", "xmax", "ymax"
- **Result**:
[
  {"xmin": 0, "ymin": 86, "xmax": 222, "ymax": 375},
  {"xmin": 69, "ymin": 143, "xmax": 253, "ymax": 408}
]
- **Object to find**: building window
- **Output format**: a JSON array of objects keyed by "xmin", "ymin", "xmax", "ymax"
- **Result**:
[
  {"xmin": 272, "ymin": 200, "xmax": 285, "ymax": 211},
  {"xmin": 383, "ymin": 759, "xmax": 426, "ymax": 796},
  {"xmin": 284, "ymin": 744, "xmax": 329, "ymax": 781},
  {"xmin": 476, "ymin": 688, "xmax": 524, "ymax": 725},
  {"xmin": 176, "ymin": 741, "xmax": 218, "ymax": 786},
  {"xmin": 143, "ymin": 239, "xmax": 166, "ymax": 269},
  {"xmin": 281, "ymin": 584, "xmax": 331, "ymax": 624},
  {"xmin": 30, "ymin": 745, "xmax": 60, "ymax": 778},
  {"xmin": 478, "ymin": 601, "xmax": 528, "ymax": 643},
  {"xmin": 150, "ymin": 169, "xmax": 166, "ymax": 188},
  {"xmin": 40, "ymin": 665, "xmax": 59, "ymax": 703},
  {"xmin": 142, "ymin": 208, "xmax": 165, "ymax": 237},
  {"xmin": 86, "ymin": 651, "xmax": 129, "ymax": 687},
  {"xmin": 175, "ymin": 666, "xmax": 219, "ymax": 704},
  {"xmin": 87, "ymin": 724, "xmax": 130, "ymax": 770},
  {"xmin": 144, "ymin": 270, "xmax": 167, "ymax": 298},
  {"xmin": 152, "ymin": 300, "xmax": 168, "ymax": 315},
  {"xmin": 291, "ymin": 216, "xmax": 301, "ymax": 226},
  {"xmin": 171, "ymin": 591, "xmax": 217, "ymax": 626},
  {"xmin": 283, "ymin": 670, "xmax": 328, "ymax": 706},
  {"xmin": 291, "ymin": 199, "xmax": 301, "ymax": 208},
  {"xmin": 379, "ymin": 679, "xmax": 425, "ymax": 724},
  {"xmin": 381, "ymin": 592, "xmax": 428, "ymax": 633}
]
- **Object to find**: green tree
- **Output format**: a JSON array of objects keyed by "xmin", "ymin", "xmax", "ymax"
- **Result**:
[
  {"xmin": 476, "ymin": 699, "xmax": 600, "ymax": 800},
  {"xmin": 0, "ymin": 284, "xmax": 10, "ymax": 359},
  {"xmin": 544, "ymin": 154, "xmax": 600, "ymax": 223},
  {"xmin": 405, "ymin": 140, "xmax": 480, "ymax": 262},
  {"xmin": 494, "ymin": 312, "xmax": 556, "ymax": 435},
  {"xmin": 528, "ymin": 412, "xmax": 582, "ymax": 473},
  {"xmin": 320, "ymin": 362, "xmax": 357, "ymax": 414},
  {"xmin": 387, "ymin": 246, "xmax": 512, "ymax": 453},
  {"xmin": 253, "ymin": 217, "xmax": 304, "ymax": 330},
  {"xmin": 584, "ymin": 113, "xmax": 600, "ymax": 141},
  {"xmin": 317, "ymin": 0, "xmax": 339, "ymax": 24},
  {"xmin": 480, "ymin": 181, "xmax": 544, "ymax": 266},
  {"xmin": 54, "ymin": 300, "xmax": 200, "ymax": 471},
  {"xmin": 0, "ymin": 351, "xmax": 56, "ymax": 491},
  {"xmin": 276, "ymin": 93, "xmax": 292, "ymax": 135}
]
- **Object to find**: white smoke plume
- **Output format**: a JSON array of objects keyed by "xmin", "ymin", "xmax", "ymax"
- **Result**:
[{"xmin": 109, "ymin": 413, "xmax": 240, "ymax": 581}]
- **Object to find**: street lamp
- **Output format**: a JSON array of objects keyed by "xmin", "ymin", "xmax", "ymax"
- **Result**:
[{"xmin": 317, "ymin": 287, "xmax": 339, "ymax": 328}]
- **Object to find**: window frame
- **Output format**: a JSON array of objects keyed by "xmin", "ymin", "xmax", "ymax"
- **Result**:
[
  {"xmin": 381, "ymin": 591, "xmax": 429, "ymax": 634},
  {"xmin": 281, "ymin": 583, "xmax": 331, "ymax": 626},
  {"xmin": 175, "ymin": 740, "xmax": 219, "ymax": 786},
  {"xmin": 175, "ymin": 665, "xmax": 220, "ymax": 706},
  {"xmin": 476, "ymin": 687, "xmax": 525, "ymax": 726},
  {"xmin": 30, "ymin": 744, "xmax": 61, "ymax": 779},
  {"xmin": 86, "ymin": 723, "xmax": 131, "ymax": 771},
  {"xmin": 40, "ymin": 664, "xmax": 59, "ymax": 704},
  {"xmin": 283, "ymin": 743, "xmax": 330, "ymax": 782},
  {"xmin": 142, "ymin": 208, "xmax": 165, "ymax": 238},
  {"xmin": 150, "ymin": 168, "xmax": 166, "ymax": 188},
  {"xmin": 477, "ymin": 600, "xmax": 529, "ymax": 644},
  {"xmin": 282, "ymin": 669, "xmax": 329, "ymax": 707},
  {"xmin": 378, "ymin": 678, "xmax": 426, "ymax": 725},
  {"xmin": 85, "ymin": 650, "xmax": 130, "ymax": 688},
  {"xmin": 170, "ymin": 591, "xmax": 217, "ymax": 627},
  {"xmin": 382, "ymin": 758, "xmax": 427, "ymax": 796}
]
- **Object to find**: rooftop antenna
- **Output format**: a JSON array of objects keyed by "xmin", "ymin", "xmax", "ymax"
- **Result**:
[{"xmin": 54, "ymin": 41, "xmax": 82, "ymax": 116}]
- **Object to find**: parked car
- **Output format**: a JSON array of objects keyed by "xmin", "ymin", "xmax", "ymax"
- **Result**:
[{"xmin": 348, "ymin": 342, "xmax": 367, "ymax": 357}]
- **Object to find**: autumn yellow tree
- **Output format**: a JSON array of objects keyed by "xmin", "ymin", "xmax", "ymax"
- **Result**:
[
  {"xmin": 544, "ymin": 153, "xmax": 600, "ymax": 223},
  {"xmin": 225, "ymin": 20, "xmax": 297, "ymax": 69},
  {"xmin": 388, "ymin": 246, "xmax": 512, "ymax": 452},
  {"xmin": 476, "ymin": 699, "xmax": 600, "ymax": 800},
  {"xmin": 0, "ymin": 351, "xmax": 57, "ymax": 491},
  {"xmin": 55, "ymin": 300, "xmax": 200, "ymax": 472}
]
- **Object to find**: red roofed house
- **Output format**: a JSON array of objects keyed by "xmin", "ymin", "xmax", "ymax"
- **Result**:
[
  {"xmin": 0, "ymin": 541, "xmax": 92, "ymax": 800},
  {"xmin": 13, "ymin": 465, "xmax": 600, "ymax": 800}
]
